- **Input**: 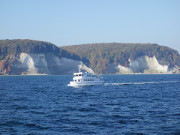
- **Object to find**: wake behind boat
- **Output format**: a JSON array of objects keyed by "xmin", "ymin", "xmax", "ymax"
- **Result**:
[{"xmin": 68, "ymin": 63, "xmax": 104, "ymax": 87}]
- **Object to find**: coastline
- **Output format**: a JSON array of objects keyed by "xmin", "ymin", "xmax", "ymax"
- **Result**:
[{"xmin": 0, "ymin": 73, "xmax": 179, "ymax": 76}]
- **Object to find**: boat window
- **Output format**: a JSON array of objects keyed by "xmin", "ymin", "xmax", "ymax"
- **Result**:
[
  {"xmin": 79, "ymin": 74, "xmax": 81, "ymax": 76},
  {"xmin": 78, "ymin": 79, "xmax": 80, "ymax": 82}
]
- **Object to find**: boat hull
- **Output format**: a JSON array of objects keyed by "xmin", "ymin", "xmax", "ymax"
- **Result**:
[{"xmin": 68, "ymin": 81, "xmax": 104, "ymax": 87}]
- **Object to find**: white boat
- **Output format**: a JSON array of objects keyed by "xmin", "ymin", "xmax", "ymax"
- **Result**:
[{"xmin": 68, "ymin": 64, "xmax": 104, "ymax": 87}]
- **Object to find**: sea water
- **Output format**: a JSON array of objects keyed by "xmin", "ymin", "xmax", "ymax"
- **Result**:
[{"xmin": 0, "ymin": 74, "xmax": 180, "ymax": 135}]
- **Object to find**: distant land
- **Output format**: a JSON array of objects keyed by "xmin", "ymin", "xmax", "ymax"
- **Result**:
[{"xmin": 0, "ymin": 39, "xmax": 180, "ymax": 75}]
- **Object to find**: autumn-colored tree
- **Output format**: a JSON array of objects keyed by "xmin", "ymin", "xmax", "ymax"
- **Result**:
[
  {"xmin": 7, "ymin": 65, "xmax": 11, "ymax": 73},
  {"xmin": 0, "ymin": 61, "xmax": 5, "ymax": 70}
]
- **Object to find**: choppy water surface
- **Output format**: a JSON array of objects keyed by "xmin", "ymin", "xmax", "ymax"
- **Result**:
[{"xmin": 0, "ymin": 74, "xmax": 180, "ymax": 135}]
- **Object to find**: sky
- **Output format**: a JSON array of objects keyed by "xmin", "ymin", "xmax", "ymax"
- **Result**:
[{"xmin": 0, "ymin": 0, "xmax": 180, "ymax": 53}]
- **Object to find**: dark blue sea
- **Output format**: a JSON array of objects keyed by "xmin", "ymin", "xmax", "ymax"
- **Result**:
[{"xmin": 0, "ymin": 74, "xmax": 180, "ymax": 135}]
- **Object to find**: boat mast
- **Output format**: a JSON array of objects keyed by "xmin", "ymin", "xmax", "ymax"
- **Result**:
[{"xmin": 78, "ymin": 62, "xmax": 83, "ymax": 72}]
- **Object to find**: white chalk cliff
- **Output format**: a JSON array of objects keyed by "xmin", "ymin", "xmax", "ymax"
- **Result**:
[
  {"xmin": 11, "ymin": 53, "xmax": 179, "ymax": 75},
  {"xmin": 116, "ymin": 56, "xmax": 180, "ymax": 74},
  {"xmin": 12, "ymin": 52, "xmax": 91, "ymax": 75}
]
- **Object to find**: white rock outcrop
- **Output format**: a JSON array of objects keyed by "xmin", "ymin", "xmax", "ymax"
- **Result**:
[
  {"xmin": 19, "ymin": 53, "xmax": 37, "ymax": 74},
  {"xmin": 81, "ymin": 63, "xmax": 94, "ymax": 74},
  {"xmin": 116, "ymin": 65, "xmax": 133, "ymax": 74},
  {"xmin": 12, "ymin": 52, "xmax": 93, "ymax": 75},
  {"xmin": 18, "ymin": 53, "xmax": 49, "ymax": 74},
  {"xmin": 10, "ymin": 53, "xmax": 179, "ymax": 75},
  {"xmin": 116, "ymin": 56, "xmax": 179, "ymax": 74}
]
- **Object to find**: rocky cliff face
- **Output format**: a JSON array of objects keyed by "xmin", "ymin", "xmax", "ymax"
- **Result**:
[
  {"xmin": 10, "ymin": 53, "xmax": 83, "ymax": 75},
  {"xmin": 2, "ymin": 53, "xmax": 180, "ymax": 75},
  {"xmin": 115, "ymin": 56, "xmax": 180, "ymax": 74}
]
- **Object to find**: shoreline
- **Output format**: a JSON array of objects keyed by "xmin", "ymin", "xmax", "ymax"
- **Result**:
[{"xmin": 0, "ymin": 73, "xmax": 179, "ymax": 76}]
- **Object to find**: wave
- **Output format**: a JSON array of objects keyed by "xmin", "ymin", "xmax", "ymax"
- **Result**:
[
  {"xmin": 104, "ymin": 81, "xmax": 179, "ymax": 86},
  {"xmin": 25, "ymin": 123, "xmax": 49, "ymax": 129}
]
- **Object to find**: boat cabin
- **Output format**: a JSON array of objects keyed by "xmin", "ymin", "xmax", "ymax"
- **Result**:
[
  {"xmin": 73, "ymin": 72, "xmax": 97, "ymax": 77},
  {"xmin": 73, "ymin": 72, "xmax": 99, "ymax": 82}
]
